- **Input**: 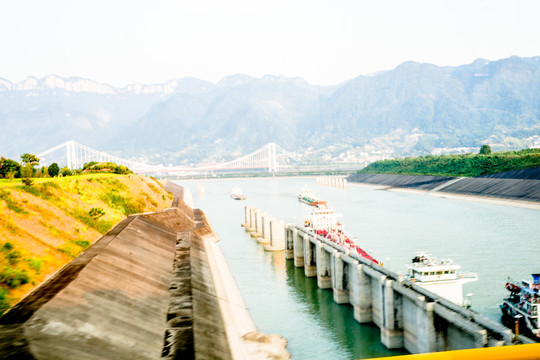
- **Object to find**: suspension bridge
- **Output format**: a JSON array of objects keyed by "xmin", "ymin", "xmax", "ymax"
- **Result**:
[{"xmin": 36, "ymin": 141, "xmax": 305, "ymax": 175}]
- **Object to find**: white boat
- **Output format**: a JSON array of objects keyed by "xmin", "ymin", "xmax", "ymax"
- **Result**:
[
  {"xmin": 230, "ymin": 188, "xmax": 246, "ymax": 200},
  {"xmin": 403, "ymin": 252, "xmax": 477, "ymax": 306}
]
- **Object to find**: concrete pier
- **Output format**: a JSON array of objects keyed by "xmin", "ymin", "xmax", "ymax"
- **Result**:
[
  {"xmin": 283, "ymin": 223, "xmax": 535, "ymax": 354},
  {"xmin": 317, "ymin": 176, "xmax": 347, "ymax": 189},
  {"xmin": 265, "ymin": 220, "xmax": 286, "ymax": 251},
  {"xmin": 258, "ymin": 213, "xmax": 273, "ymax": 244}
]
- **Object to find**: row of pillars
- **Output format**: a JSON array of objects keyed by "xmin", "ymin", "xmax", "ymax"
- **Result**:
[
  {"xmin": 281, "ymin": 225, "xmax": 510, "ymax": 354},
  {"xmin": 240, "ymin": 207, "xmax": 516, "ymax": 354},
  {"xmin": 241, "ymin": 206, "xmax": 286, "ymax": 251},
  {"xmin": 316, "ymin": 176, "xmax": 347, "ymax": 189}
]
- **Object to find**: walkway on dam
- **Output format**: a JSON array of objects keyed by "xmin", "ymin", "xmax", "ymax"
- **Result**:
[{"xmin": 0, "ymin": 182, "xmax": 289, "ymax": 359}]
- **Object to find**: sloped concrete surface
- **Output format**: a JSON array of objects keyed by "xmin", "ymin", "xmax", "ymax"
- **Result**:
[
  {"xmin": 348, "ymin": 168, "xmax": 540, "ymax": 202},
  {"xmin": 0, "ymin": 182, "xmax": 289, "ymax": 359}
]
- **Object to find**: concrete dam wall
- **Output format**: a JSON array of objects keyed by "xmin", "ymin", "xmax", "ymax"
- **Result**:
[
  {"xmin": 0, "ymin": 181, "xmax": 288, "ymax": 360},
  {"xmin": 348, "ymin": 167, "xmax": 540, "ymax": 203}
]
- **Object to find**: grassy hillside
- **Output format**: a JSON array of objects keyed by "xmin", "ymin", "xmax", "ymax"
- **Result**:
[
  {"xmin": 0, "ymin": 174, "xmax": 173, "ymax": 314},
  {"xmin": 359, "ymin": 148, "xmax": 540, "ymax": 177}
]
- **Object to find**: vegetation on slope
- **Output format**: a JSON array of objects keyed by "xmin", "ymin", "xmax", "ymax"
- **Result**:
[
  {"xmin": 0, "ymin": 174, "xmax": 173, "ymax": 315},
  {"xmin": 359, "ymin": 148, "xmax": 540, "ymax": 177}
]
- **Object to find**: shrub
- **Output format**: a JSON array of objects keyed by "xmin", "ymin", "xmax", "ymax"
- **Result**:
[
  {"xmin": 0, "ymin": 268, "xmax": 30, "ymax": 288},
  {"xmin": 89, "ymin": 207, "xmax": 105, "ymax": 220},
  {"xmin": 28, "ymin": 258, "xmax": 42, "ymax": 274},
  {"xmin": 22, "ymin": 177, "xmax": 34, "ymax": 187}
]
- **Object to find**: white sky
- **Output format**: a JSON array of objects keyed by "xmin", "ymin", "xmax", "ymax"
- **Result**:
[{"xmin": 1, "ymin": 0, "xmax": 540, "ymax": 87}]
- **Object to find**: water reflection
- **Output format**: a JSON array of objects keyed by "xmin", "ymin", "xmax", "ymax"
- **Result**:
[{"xmin": 284, "ymin": 260, "xmax": 407, "ymax": 359}]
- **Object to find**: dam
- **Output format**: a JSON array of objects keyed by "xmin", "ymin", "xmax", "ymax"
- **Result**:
[
  {"xmin": 0, "ymin": 182, "xmax": 288, "ymax": 359},
  {"xmin": 1, "ymin": 175, "xmax": 539, "ymax": 359},
  {"xmin": 242, "ymin": 204, "xmax": 535, "ymax": 354}
]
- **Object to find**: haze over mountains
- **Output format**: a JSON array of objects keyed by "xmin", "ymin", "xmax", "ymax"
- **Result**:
[{"xmin": 1, "ymin": 56, "xmax": 539, "ymax": 166}]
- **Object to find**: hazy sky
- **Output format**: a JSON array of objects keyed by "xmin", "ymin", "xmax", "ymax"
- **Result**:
[{"xmin": 1, "ymin": 0, "xmax": 540, "ymax": 87}]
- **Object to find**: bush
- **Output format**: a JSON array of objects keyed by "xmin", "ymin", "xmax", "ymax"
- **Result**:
[
  {"xmin": 48, "ymin": 162, "xmax": 60, "ymax": 177},
  {"xmin": 0, "ymin": 268, "xmax": 30, "ymax": 288},
  {"xmin": 22, "ymin": 177, "xmax": 34, "ymax": 187},
  {"xmin": 89, "ymin": 207, "xmax": 105, "ymax": 220}
]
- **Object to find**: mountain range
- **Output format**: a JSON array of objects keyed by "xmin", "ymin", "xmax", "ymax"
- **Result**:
[{"xmin": 1, "ymin": 56, "xmax": 539, "ymax": 166}]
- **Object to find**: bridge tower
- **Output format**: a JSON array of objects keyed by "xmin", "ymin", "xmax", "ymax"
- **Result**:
[
  {"xmin": 66, "ymin": 140, "xmax": 77, "ymax": 170},
  {"xmin": 267, "ymin": 143, "xmax": 277, "ymax": 173}
]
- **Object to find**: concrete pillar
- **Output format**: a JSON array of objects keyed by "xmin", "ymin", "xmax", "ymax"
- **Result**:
[
  {"xmin": 380, "ymin": 279, "xmax": 404, "ymax": 349},
  {"xmin": 343, "ymin": 178, "xmax": 347, "ymax": 189},
  {"xmin": 316, "ymin": 243, "xmax": 331, "ymax": 289},
  {"xmin": 293, "ymin": 229, "xmax": 304, "ymax": 267},
  {"xmin": 248, "ymin": 207, "xmax": 257, "ymax": 232},
  {"xmin": 258, "ymin": 214, "xmax": 273, "ymax": 244},
  {"xmin": 303, "ymin": 235, "xmax": 317, "ymax": 277},
  {"xmin": 416, "ymin": 297, "xmax": 436, "ymax": 354},
  {"xmin": 349, "ymin": 264, "xmax": 373, "ymax": 323},
  {"xmin": 371, "ymin": 275, "xmax": 386, "ymax": 328},
  {"xmin": 251, "ymin": 209, "xmax": 263, "ymax": 238},
  {"xmin": 285, "ymin": 227, "xmax": 294, "ymax": 259},
  {"xmin": 331, "ymin": 252, "xmax": 349, "ymax": 304},
  {"xmin": 242, "ymin": 206, "xmax": 252, "ymax": 227},
  {"xmin": 265, "ymin": 220, "xmax": 286, "ymax": 251}
]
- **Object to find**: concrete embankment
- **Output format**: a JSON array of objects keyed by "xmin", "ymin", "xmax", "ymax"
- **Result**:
[
  {"xmin": 348, "ymin": 168, "xmax": 540, "ymax": 206},
  {"xmin": 0, "ymin": 181, "xmax": 289, "ymax": 359}
]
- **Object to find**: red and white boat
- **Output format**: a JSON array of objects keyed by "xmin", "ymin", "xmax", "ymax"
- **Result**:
[
  {"xmin": 303, "ymin": 205, "xmax": 379, "ymax": 264},
  {"xmin": 231, "ymin": 188, "xmax": 246, "ymax": 200}
]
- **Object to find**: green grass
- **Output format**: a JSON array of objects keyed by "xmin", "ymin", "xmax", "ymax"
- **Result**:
[
  {"xmin": 0, "ymin": 189, "xmax": 28, "ymax": 214},
  {"xmin": 100, "ymin": 189, "xmax": 144, "ymax": 216},
  {"xmin": 17, "ymin": 181, "xmax": 60, "ymax": 200},
  {"xmin": 359, "ymin": 148, "xmax": 540, "ymax": 177},
  {"xmin": 70, "ymin": 208, "xmax": 115, "ymax": 234},
  {"xmin": 57, "ymin": 239, "xmax": 91, "ymax": 258}
]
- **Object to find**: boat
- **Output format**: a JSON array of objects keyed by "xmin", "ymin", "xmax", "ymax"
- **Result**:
[
  {"xmin": 403, "ymin": 252, "xmax": 478, "ymax": 306},
  {"xmin": 298, "ymin": 188, "xmax": 326, "ymax": 207},
  {"xmin": 500, "ymin": 274, "xmax": 540, "ymax": 340},
  {"xmin": 231, "ymin": 188, "xmax": 246, "ymax": 200},
  {"xmin": 303, "ymin": 204, "xmax": 378, "ymax": 264}
]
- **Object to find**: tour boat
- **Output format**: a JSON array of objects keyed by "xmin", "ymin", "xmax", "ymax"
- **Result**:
[
  {"xmin": 403, "ymin": 252, "xmax": 478, "ymax": 306},
  {"xmin": 298, "ymin": 188, "xmax": 326, "ymax": 207},
  {"xmin": 231, "ymin": 188, "xmax": 246, "ymax": 200},
  {"xmin": 500, "ymin": 274, "xmax": 540, "ymax": 340},
  {"xmin": 303, "ymin": 205, "xmax": 378, "ymax": 264}
]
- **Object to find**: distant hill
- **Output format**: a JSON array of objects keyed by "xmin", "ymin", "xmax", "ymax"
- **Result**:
[
  {"xmin": 1, "ymin": 56, "xmax": 539, "ymax": 165},
  {"xmin": 358, "ymin": 148, "xmax": 540, "ymax": 177}
]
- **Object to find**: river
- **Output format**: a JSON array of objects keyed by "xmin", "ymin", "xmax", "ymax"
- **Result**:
[{"xmin": 175, "ymin": 177, "xmax": 540, "ymax": 359}]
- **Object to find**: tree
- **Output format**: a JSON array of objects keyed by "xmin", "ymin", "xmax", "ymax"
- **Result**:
[
  {"xmin": 20, "ymin": 153, "xmax": 40, "ymax": 167},
  {"xmin": 20, "ymin": 153, "xmax": 40, "ymax": 178},
  {"xmin": 0, "ymin": 157, "xmax": 21, "ymax": 179},
  {"xmin": 479, "ymin": 144, "xmax": 492, "ymax": 155},
  {"xmin": 48, "ymin": 163, "xmax": 60, "ymax": 177}
]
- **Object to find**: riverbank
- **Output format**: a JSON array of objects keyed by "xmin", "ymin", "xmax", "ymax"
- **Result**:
[{"xmin": 347, "ymin": 171, "xmax": 540, "ymax": 210}]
